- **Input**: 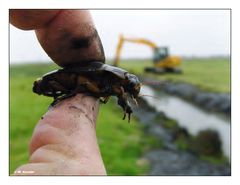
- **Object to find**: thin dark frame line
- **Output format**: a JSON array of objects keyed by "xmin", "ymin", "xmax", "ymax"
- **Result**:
[{"xmin": 8, "ymin": 8, "xmax": 232, "ymax": 176}]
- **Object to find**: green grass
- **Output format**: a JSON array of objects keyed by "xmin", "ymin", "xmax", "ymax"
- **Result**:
[
  {"xmin": 10, "ymin": 62, "xmax": 160, "ymax": 175},
  {"xmin": 10, "ymin": 58, "xmax": 230, "ymax": 174},
  {"xmin": 117, "ymin": 58, "xmax": 230, "ymax": 93}
]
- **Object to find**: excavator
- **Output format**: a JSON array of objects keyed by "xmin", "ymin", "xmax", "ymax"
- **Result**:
[{"xmin": 113, "ymin": 35, "xmax": 182, "ymax": 74}]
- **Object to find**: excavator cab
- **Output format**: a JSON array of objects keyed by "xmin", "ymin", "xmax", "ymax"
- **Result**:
[
  {"xmin": 151, "ymin": 46, "xmax": 182, "ymax": 73},
  {"xmin": 114, "ymin": 35, "xmax": 182, "ymax": 74},
  {"xmin": 153, "ymin": 47, "xmax": 169, "ymax": 63}
]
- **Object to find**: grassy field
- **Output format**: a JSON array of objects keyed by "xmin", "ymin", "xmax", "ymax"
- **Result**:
[
  {"xmin": 10, "ymin": 63, "xmax": 160, "ymax": 175},
  {"xmin": 10, "ymin": 58, "xmax": 230, "ymax": 175},
  {"xmin": 117, "ymin": 58, "xmax": 230, "ymax": 93}
]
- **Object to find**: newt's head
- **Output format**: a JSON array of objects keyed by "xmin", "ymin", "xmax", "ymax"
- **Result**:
[{"xmin": 124, "ymin": 73, "xmax": 141, "ymax": 98}]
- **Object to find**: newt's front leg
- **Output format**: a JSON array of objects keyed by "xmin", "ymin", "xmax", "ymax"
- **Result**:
[
  {"xmin": 100, "ymin": 96, "xmax": 110, "ymax": 104},
  {"xmin": 50, "ymin": 92, "xmax": 77, "ymax": 107}
]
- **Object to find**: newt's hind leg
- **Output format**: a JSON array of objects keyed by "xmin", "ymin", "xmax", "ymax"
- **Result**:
[
  {"xmin": 115, "ymin": 87, "xmax": 133, "ymax": 122},
  {"xmin": 117, "ymin": 96, "xmax": 132, "ymax": 122}
]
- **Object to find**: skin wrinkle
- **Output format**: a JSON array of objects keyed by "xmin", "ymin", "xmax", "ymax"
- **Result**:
[
  {"xmin": 32, "ymin": 10, "xmax": 63, "ymax": 31},
  {"xmin": 30, "ymin": 94, "xmax": 99, "ymax": 155},
  {"xmin": 29, "ymin": 101, "xmax": 100, "ymax": 174},
  {"xmin": 66, "ymin": 94, "xmax": 98, "ymax": 126},
  {"xmin": 30, "ymin": 144, "xmax": 79, "ymax": 163},
  {"xmin": 31, "ymin": 107, "xmax": 75, "ymax": 150},
  {"xmin": 68, "ymin": 105, "xmax": 86, "ymax": 114},
  {"xmin": 44, "ymin": 109, "xmax": 85, "ymax": 137},
  {"xmin": 52, "ymin": 95, "xmax": 98, "ymax": 122},
  {"xmin": 30, "ymin": 136, "xmax": 99, "ymax": 166},
  {"xmin": 80, "ymin": 94, "xmax": 97, "ymax": 125},
  {"xmin": 44, "ymin": 10, "xmax": 63, "ymax": 28},
  {"xmin": 84, "ymin": 114, "xmax": 94, "ymax": 126},
  {"xmin": 29, "ymin": 122, "xmax": 66, "ymax": 155},
  {"xmin": 67, "ymin": 105, "xmax": 94, "ymax": 130}
]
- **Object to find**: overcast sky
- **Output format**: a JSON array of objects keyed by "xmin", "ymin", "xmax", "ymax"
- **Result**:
[{"xmin": 10, "ymin": 9, "xmax": 230, "ymax": 64}]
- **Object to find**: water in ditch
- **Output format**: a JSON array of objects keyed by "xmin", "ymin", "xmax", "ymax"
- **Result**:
[{"xmin": 140, "ymin": 85, "xmax": 231, "ymax": 160}]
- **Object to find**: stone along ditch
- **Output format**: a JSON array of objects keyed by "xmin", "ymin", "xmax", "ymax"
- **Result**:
[{"xmin": 133, "ymin": 85, "xmax": 230, "ymax": 176}]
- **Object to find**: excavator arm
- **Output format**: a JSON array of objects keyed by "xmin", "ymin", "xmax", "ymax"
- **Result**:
[
  {"xmin": 113, "ymin": 35, "xmax": 158, "ymax": 66},
  {"xmin": 113, "ymin": 34, "xmax": 182, "ymax": 74}
]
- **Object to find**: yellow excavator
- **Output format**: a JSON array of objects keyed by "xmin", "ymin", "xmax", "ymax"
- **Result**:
[{"xmin": 113, "ymin": 35, "xmax": 182, "ymax": 74}]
